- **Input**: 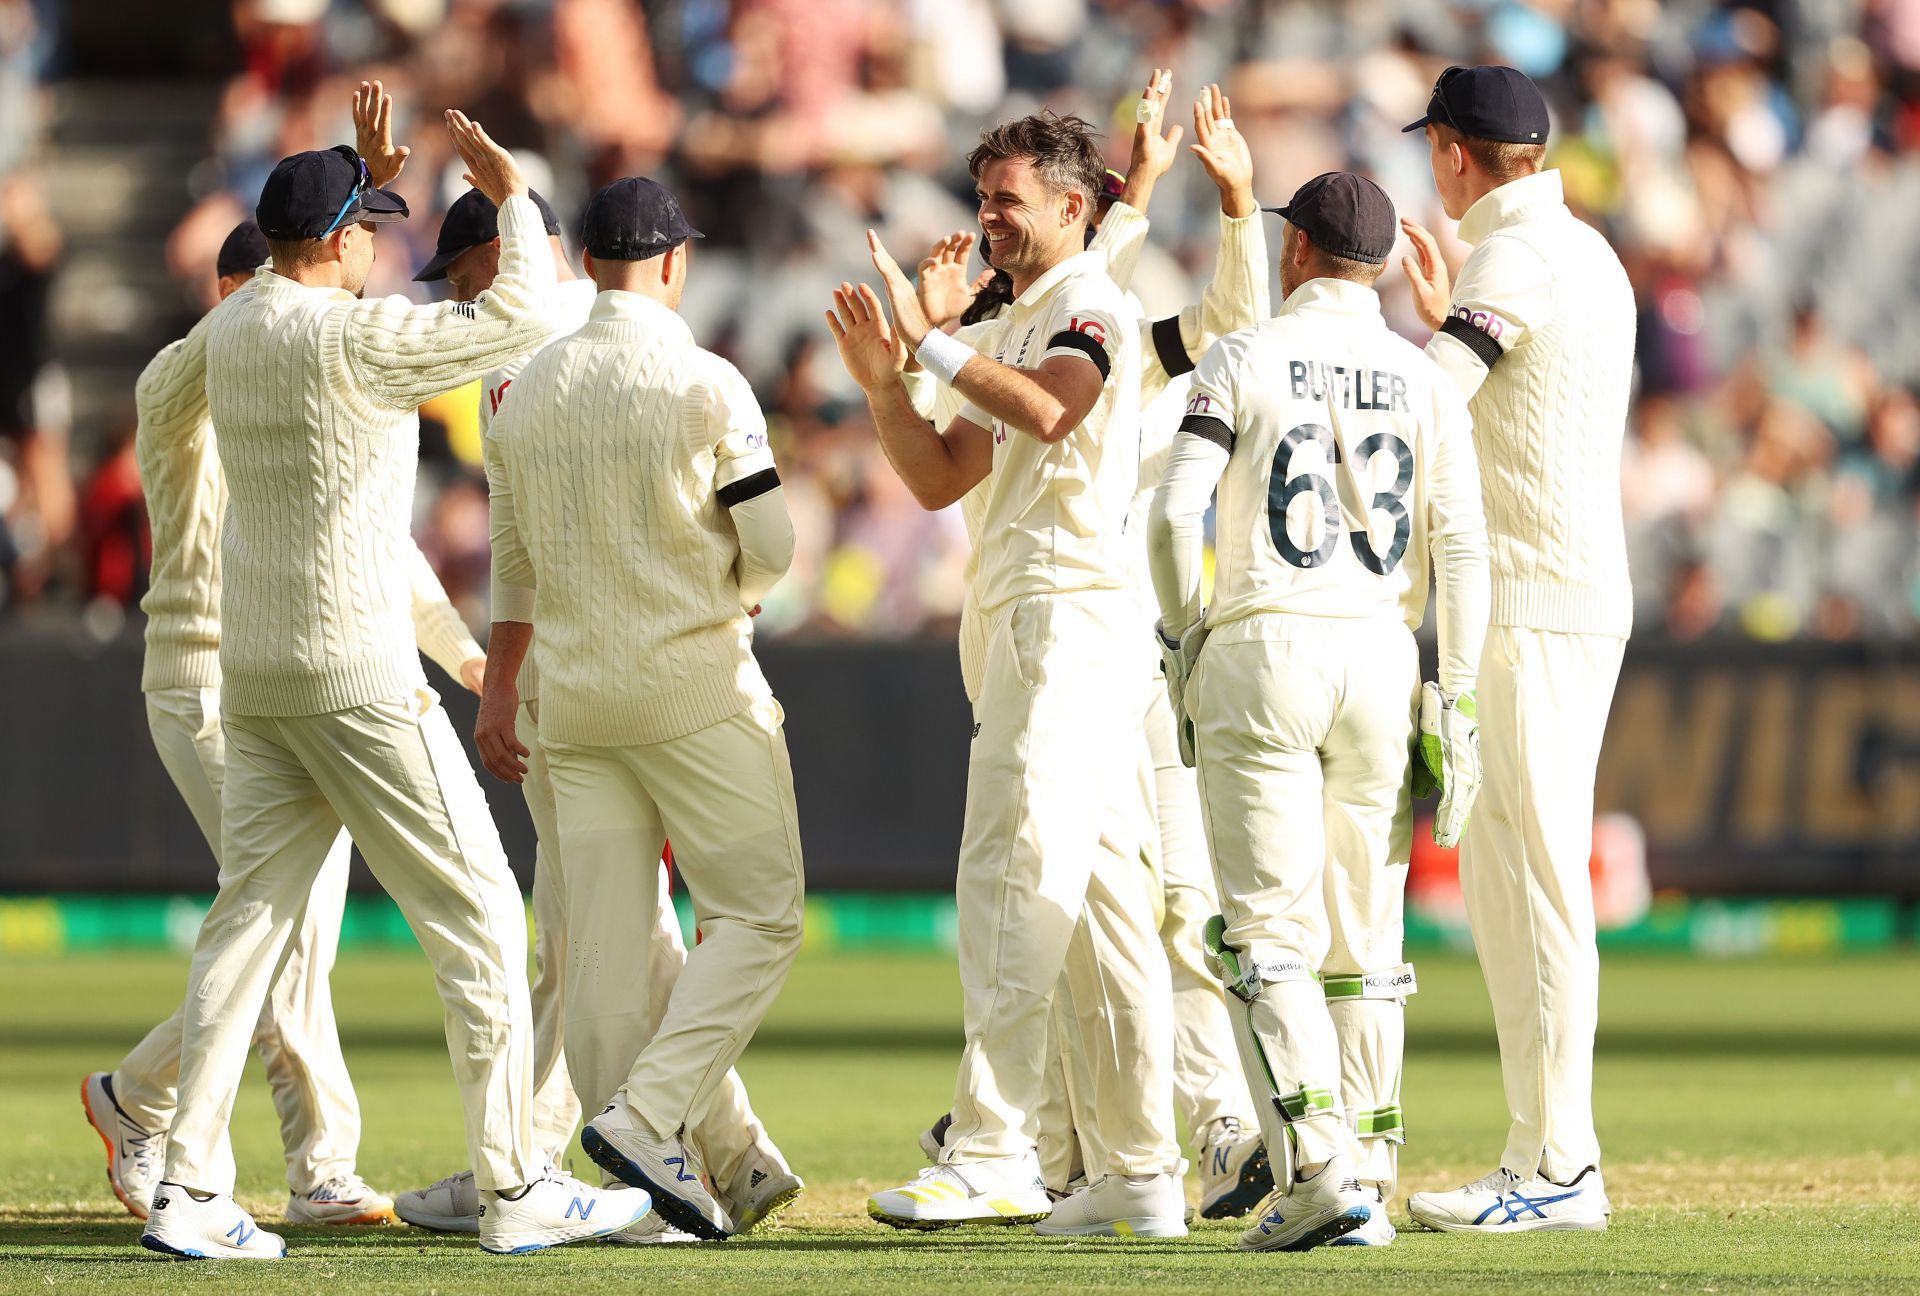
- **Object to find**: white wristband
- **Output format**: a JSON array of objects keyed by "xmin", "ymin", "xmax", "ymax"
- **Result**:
[{"xmin": 915, "ymin": 329, "xmax": 976, "ymax": 386}]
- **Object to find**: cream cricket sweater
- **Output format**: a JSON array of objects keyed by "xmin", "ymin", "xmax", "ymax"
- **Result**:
[
  {"xmin": 182, "ymin": 194, "xmax": 554, "ymax": 716},
  {"xmin": 1425, "ymin": 170, "xmax": 1636, "ymax": 639},
  {"xmin": 135, "ymin": 330, "xmax": 485, "ymax": 694},
  {"xmin": 488, "ymin": 290, "xmax": 781, "ymax": 747}
]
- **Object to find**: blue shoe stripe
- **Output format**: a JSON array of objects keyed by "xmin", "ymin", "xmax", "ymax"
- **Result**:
[{"xmin": 1470, "ymin": 1188, "xmax": 1582, "ymax": 1226}]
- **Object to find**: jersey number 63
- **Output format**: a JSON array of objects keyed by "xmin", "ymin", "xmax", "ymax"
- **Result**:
[{"xmin": 1267, "ymin": 422, "xmax": 1413, "ymax": 574}]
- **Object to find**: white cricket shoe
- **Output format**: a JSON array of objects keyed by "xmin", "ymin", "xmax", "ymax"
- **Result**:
[
  {"xmin": 1196, "ymin": 1117, "xmax": 1274, "ymax": 1220},
  {"xmin": 285, "ymin": 1173, "xmax": 396, "ymax": 1225},
  {"xmin": 478, "ymin": 1173, "xmax": 649, "ymax": 1254},
  {"xmin": 606, "ymin": 1211, "xmax": 701, "ymax": 1245},
  {"xmin": 80, "ymin": 1072, "xmax": 165, "ymax": 1221},
  {"xmin": 1408, "ymin": 1165, "xmax": 1610, "ymax": 1233},
  {"xmin": 1033, "ymin": 1172, "xmax": 1188, "ymax": 1238},
  {"xmin": 917, "ymin": 1112, "xmax": 952, "ymax": 1163},
  {"xmin": 393, "ymin": 1169, "xmax": 479, "ymax": 1234},
  {"xmin": 868, "ymin": 1155, "xmax": 1052, "ymax": 1230},
  {"xmin": 581, "ymin": 1100, "xmax": 732, "ymax": 1241},
  {"xmin": 1328, "ymin": 1188, "xmax": 1396, "ymax": 1246},
  {"xmin": 719, "ymin": 1141, "xmax": 804, "ymax": 1235},
  {"xmin": 140, "ymin": 1183, "xmax": 286, "ymax": 1259},
  {"xmin": 1237, "ymin": 1158, "xmax": 1373, "ymax": 1252}
]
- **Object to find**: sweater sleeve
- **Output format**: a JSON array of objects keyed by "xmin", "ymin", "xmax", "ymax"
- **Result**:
[
  {"xmin": 1140, "ymin": 210, "xmax": 1269, "ymax": 406},
  {"xmin": 342, "ymin": 194, "xmax": 559, "ymax": 411},
  {"xmin": 134, "ymin": 314, "xmax": 216, "ymax": 449},
  {"xmin": 1428, "ymin": 383, "xmax": 1491, "ymax": 696},
  {"xmin": 486, "ymin": 399, "xmax": 538, "ymax": 614},
  {"xmin": 1425, "ymin": 234, "xmax": 1554, "ymax": 402},
  {"xmin": 1093, "ymin": 199, "xmax": 1150, "ymax": 292},
  {"xmin": 703, "ymin": 362, "xmax": 790, "ymax": 608},
  {"xmin": 406, "ymin": 542, "xmax": 484, "ymax": 679}
]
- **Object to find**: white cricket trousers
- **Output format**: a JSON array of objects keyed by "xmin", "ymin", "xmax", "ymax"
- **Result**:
[
  {"xmin": 541, "ymin": 696, "xmax": 804, "ymax": 1149},
  {"xmin": 115, "ymin": 686, "xmax": 360, "ymax": 1193},
  {"xmin": 1461, "ymin": 625, "xmax": 1625, "ymax": 1181},
  {"xmin": 164, "ymin": 690, "xmax": 538, "ymax": 1195},
  {"xmin": 945, "ymin": 592, "xmax": 1180, "ymax": 1174},
  {"xmin": 1190, "ymin": 613, "xmax": 1419, "ymax": 1171},
  {"xmin": 518, "ymin": 700, "xmax": 780, "ymax": 1188}
]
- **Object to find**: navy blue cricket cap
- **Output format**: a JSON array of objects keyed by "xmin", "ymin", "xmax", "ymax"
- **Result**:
[
  {"xmin": 580, "ymin": 177, "xmax": 701, "ymax": 262},
  {"xmin": 414, "ymin": 187, "xmax": 564, "ymax": 282},
  {"xmin": 216, "ymin": 219, "xmax": 270, "ymax": 278},
  {"xmin": 1402, "ymin": 65, "xmax": 1550, "ymax": 145},
  {"xmin": 255, "ymin": 145, "xmax": 408, "ymax": 242},
  {"xmin": 1266, "ymin": 172, "xmax": 1397, "ymax": 265}
]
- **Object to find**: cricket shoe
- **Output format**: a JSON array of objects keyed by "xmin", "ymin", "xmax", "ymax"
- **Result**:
[
  {"xmin": 917, "ymin": 1111, "xmax": 953, "ymax": 1163},
  {"xmin": 719, "ymin": 1142, "xmax": 805, "ymax": 1235},
  {"xmin": 581, "ymin": 1100, "xmax": 732, "ymax": 1241},
  {"xmin": 1408, "ymin": 1165, "xmax": 1610, "ymax": 1233},
  {"xmin": 80, "ymin": 1072, "xmax": 164, "ymax": 1221},
  {"xmin": 1328, "ymin": 1188, "xmax": 1396, "ymax": 1246},
  {"xmin": 1237, "ymin": 1158, "xmax": 1372, "ymax": 1252},
  {"xmin": 479, "ymin": 1173, "xmax": 649, "ymax": 1254},
  {"xmin": 1033, "ymin": 1172, "xmax": 1188, "ymax": 1238},
  {"xmin": 606, "ymin": 1211, "xmax": 701, "ymax": 1245},
  {"xmin": 393, "ymin": 1169, "xmax": 478, "ymax": 1233},
  {"xmin": 1196, "ymin": 1117, "xmax": 1274, "ymax": 1219},
  {"xmin": 868, "ymin": 1154, "xmax": 1052, "ymax": 1230},
  {"xmin": 140, "ymin": 1183, "xmax": 286, "ymax": 1259},
  {"xmin": 286, "ymin": 1173, "xmax": 396, "ymax": 1225}
]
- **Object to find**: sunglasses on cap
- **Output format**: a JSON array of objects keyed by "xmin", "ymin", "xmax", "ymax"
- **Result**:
[{"xmin": 318, "ymin": 147, "xmax": 373, "ymax": 239}]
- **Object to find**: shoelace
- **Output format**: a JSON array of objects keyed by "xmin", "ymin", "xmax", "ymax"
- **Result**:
[
  {"xmin": 311, "ymin": 1175, "xmax": 369, "ymax": 1202},
  {"xmin": 124, "ymin": 1125, "xmax": 164, "ymax": 1174},
  {"xmin": 1467, "ymin": 1168, "xmax": 1521, "ymax": 1195}
]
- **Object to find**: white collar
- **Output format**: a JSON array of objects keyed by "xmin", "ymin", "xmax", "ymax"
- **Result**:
[
  {"xmin": 588, "ymin": 289, "xmax": 693, "ymax": 344},
  {"xmin": 1012, "ymin": 249, "xmax": 1105, "ymax": 309},
  {"xmin": 1279, "ymin": 276, "xmax": 1385, "ymax": 321},
  {"xmin": 1458, "ymin": 169, "xmax": 1566, "ymax": 246}
]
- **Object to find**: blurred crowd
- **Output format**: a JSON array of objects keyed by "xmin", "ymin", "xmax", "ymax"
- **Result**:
[{"xmin": 2, "ymin": 0, "xmax": 1917, "ymax": 643}]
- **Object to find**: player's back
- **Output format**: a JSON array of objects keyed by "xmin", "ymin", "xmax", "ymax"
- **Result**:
[
  {"xmin": 491, "ymin": 289, "xmax": 768, "ymax": 747},
  {"xmin": 1197, "ymin": 278, "xmax": 1463, "ymax": 632}
]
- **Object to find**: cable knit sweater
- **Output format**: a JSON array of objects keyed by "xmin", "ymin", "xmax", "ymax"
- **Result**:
[
  {"xmin": 135, "ymin": 338, "xmax": 486, "ymax": 693},
  {"xmin": 157, "ymin": 193, "xmax": 555, "ymax": 716},
  {"xmin": 1425, "ymin": 171, "xmax": 1636, "ymax": 639}
]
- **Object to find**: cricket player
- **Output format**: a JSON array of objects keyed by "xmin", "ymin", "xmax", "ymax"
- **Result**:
[
  {"xmin": 1397, "ymin": 65, "xmax": 1634, "ymax": 1233},
  {"xmin": 479, "ymin": 176, "xmax": 804, "ymax": 1244},
  {"xmin": 396, "ymin": 184, "xmax": 801, "ymax": 1242},
  {"xmin": 832, "ymin": 111, "xmax": 1184, "ymax": 1237},
  {"xmin": 138, "ymin": 111, "xmax": 644, "ymax": 1260},
  {"xmin": 83, "ymin": 211, "xmax": 490, "ymax": 1232},
  {"xmin": 1149, "ymin": 171, "xmax": 1490, "ymax": 1251}
]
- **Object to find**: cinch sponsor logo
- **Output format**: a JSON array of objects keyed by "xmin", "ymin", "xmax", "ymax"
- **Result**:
[
  {"xmin": 1449, "ymin": 305, "xmax": 1503, "ymax": 340},
  {"xmin": 1186, "ymin": 392, "xmax": 1216, "ymax": 416}
]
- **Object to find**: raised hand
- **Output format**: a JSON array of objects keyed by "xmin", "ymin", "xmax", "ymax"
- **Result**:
[
  {"xmin": 868, "ymin": 229, "xmax": 933, "ymax": 350},
  {"xmin": 445, "ymin": 109, "xmax": 527, "ymax": 208},
  {"xmin": 1128, "ymin": 68, "xmax": 1183, "ymax": 195},
  {"xmin": 825, "ymin": 282, "xmax": 906, "ymax": 392},
  {"xmin": 1400, "ymin": 217, "xmax": 1452, "ymax": 331},
  {"xmin": 1190, "ymin": 83, "xmax": 1255, "ymax": 219},
  {"xmin": 352, "ymin": 79, "xmax": 410, "ymax": 187},
  {"xmin": 917, "ymin": 232, "xmax": 981, "ymax": 329}
]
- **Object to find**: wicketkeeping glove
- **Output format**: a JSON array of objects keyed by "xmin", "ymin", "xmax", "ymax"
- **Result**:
[
  {"xmin": 1418, "ymin": 682, "xmax": 1482, "ymax": 849},
  {"xmin": 1155, "ymin": 615, "xmax": 1210, "ymax": 768}
]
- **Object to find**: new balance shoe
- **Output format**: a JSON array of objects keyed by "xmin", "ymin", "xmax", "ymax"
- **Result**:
[
  {"xmin": 606, "ymin": 1211, "xmax": 701, "ymax": 1245},
  {"xmin": 581, "ymin": 1100, "xmax": 732, "ymax": 1241},
  {"xmin": 868, "ymin": 1155, "xmax": 1052, "ymax": 1230},
  {"xmin": 917, "ymin": 1112, "xmax": 953, "ymax": 1163},
  {"xmin": 285, "ymin": 1173, "xmax": 396, "ymax": 1225},
  {"xmin": 1328, "ymin": 1188, "xmax": 1396, "ymax": 1246},
  {"xmin": 1408, "ymin": 1165, "xmax": 1610, "ymax": 1233},
  {"xmin": 720, "ymin": 1142, "xmax": 804, "ymax": 1235},
  {"xmin": 1033, "ymin": 1172, "xmax": 1188, "ymax": 1238},
  {"xmin": 1237, "ymin": 1158, "xmax": 1373, "ymax": 1252},
  {"xmin": 140, "ymin": 1183, "xmax": 286, "ymax": 1259},
  {"xmin": 1196, "ymin": 1117, "xmax": 1274, "ymax": 1220},
  {"xmin": 479, "ymin": 1173, "xmax": 649, "ymax": 1254},
  {"xmin": 80, "ymin": 1072, "xmax": 165, "ymax": 1221},
  {"xmin": 393, "ymin": 1169, "xmax": 479, "ymax": 1234}
]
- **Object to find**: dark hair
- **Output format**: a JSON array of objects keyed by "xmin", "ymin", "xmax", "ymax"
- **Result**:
[
  {"xmin": 1434, "ymin": 122, "xmax": 1546, "ymax": 181},
  {"xmin": 961, "ymin": 269, "xmax": 1016, "ymax": 326},
  {"xmin": 966, "ymin": 112, "xmax": 1106, "ymax": 206}
]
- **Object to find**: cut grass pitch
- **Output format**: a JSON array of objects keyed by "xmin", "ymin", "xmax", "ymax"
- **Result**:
[{"xmin": 1, "ymin": 945, "xmax": 1916, "ymax": 1293}]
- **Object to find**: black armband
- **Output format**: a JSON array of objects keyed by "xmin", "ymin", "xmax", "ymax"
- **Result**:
[
  {"xmin": 1151, "ymin": 315, "xmax": 1195, "ymax": 377},
  {"xmin": 718, "ymin": 467, "xmax": 782, "ymax": 508},
  {"xmin": 1439, "ymin": 315, "xmax": 1506, "ymax": 370},
  {"xmin": 1178, "ymin": 414, "xmax": 1235, "ymax": 452},
  {"xmin": 1044, "ymin": 329, "xmax": 1112, "ymax": 381}
]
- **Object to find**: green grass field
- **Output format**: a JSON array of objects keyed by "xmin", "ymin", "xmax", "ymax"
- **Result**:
[{"xmin": 2, "ymin": 945, "xmax": 1917, "ymax": 1293}]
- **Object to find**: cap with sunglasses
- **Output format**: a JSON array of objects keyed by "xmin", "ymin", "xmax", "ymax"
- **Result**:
[
  {"xmin": 414, "ymin": 187, "xmax": 563, "ymax": 282},
  {"xmin": 580, "ymin": 177, "xmax": 701, "ymax": 262},
  {"xmin": 255, "ymin": 145, "xmax": 409, "ymax": 242},
  {"xmin": 1266, "ymin": 172, "xmax": 1397, "ymax": 265},
  {"xmin": 1402, "ymin": 65, "xmax": 1550, "ymax": 145}
]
